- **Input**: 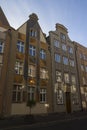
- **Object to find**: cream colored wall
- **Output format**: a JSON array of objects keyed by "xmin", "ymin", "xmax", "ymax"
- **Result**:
[
  {"xmin": 18, "ymin": 23, "xmax": 26, "ymax": 35},
  {"xmin": 40, "ymin": 30, "xmax": 46, "ymax": 43},
  {"xmin": 0, "ymin": 27, "xmax": 7, "ymax": 32},
  {"xmin": 11, "ymin": 103, "xmax": 47, "ymax": 115}
]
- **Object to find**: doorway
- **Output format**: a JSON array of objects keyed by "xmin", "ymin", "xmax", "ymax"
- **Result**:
[{"xmin": 66, "ymin": 92, "xmax": 71, "ymax": 113}]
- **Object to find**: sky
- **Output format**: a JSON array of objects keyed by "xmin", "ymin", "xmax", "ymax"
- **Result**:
[{"xmin": 0, "ymin": 0, "xmax": 87, "ymax": 47}]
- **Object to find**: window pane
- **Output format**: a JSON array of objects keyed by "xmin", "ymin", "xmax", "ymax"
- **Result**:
[
  {"xmin": 55, "ymin": 54, "xmax": 60, "ymax": 63},
  {"xmin": 54, "ymin": 39, "xmax": 60, "ymax": 48}
]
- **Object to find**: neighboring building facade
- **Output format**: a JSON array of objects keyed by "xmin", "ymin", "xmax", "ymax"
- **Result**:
[
  {"xmin": 74, "ymin": 42, "xmax": 87, "ymax": 110},
  {"xmin": 47, "ymin": 24, "xmax": 81, "ymax": 113},
  {"xmin": 0, "ymin": 7, "xmax": 17, "ymax": 116}
]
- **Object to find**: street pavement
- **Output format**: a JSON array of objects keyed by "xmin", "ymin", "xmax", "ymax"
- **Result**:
[{"xmin": 0, "ymin": 110, "xmax": 87, "ymax": 130}]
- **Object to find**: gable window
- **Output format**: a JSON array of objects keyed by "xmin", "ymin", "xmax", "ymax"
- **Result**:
[
  {"xmin": 40, "ymin": 49, "xmax": 46, "ymax": 60},
  {"xmin": 63, "ymin": 57, "xmax": 68, "ymax": 65},
  {"xmin": 15, "ymin": 61, "xmax": 23, "ymax": 75},
  {"xmin": 54, "ymin": 39, "xmax": 60, "ymax": 48},
  {"xmin": 55, "ymin": 53, "xmax": 61, "ymax": 63},
  {"xmin": 29, "ymin": 45, "xmax": 36, "ymax": 56},
  {"xmin": 60, "ymin": 33, "xmax": 66, "ymax": 40},
  {"xmin": 30, "ymin": 29, "xmax": 37, "ymax": 37},
  {"xmin": 62, "ymin": 44, "xmax": 67, "ymax": 51},
  {"xmin": 40, "ymin": 88, "xmax": 46, "ymax": 103},
  {"xmin": 28, "ymin": 65, "xmax": 36, "ymax": 77},
  {"xmin": 0, "ymin": 41, "xmax": 4, "ymax": 53},
  {"xmin": 17, "ymin": 41, "xmax": 24, "ymax": 53},
  {"xmin": 68, "ymin": 46, "xmax": 73, "ymax": 54}
]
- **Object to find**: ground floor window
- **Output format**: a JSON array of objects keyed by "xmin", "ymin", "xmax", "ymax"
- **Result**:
[
  {"xmin": 40, "ymin": 88, "xmax": 46, "ymax": 103},
  {"xmin": 56, "ymin": 89, "xmax": 64, "ymax": 104},
  {"xmin": 12, "ymin": 85, "xmax": 23, "ymax": 102},
  {"xmin": 27, "ymin": 87, "xmax": 35, "ymax": 101}
]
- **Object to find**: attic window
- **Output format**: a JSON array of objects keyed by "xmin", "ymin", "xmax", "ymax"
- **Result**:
[{"xmin": 30, "ymin": 29, "xmax": 37, "ymax": 37}]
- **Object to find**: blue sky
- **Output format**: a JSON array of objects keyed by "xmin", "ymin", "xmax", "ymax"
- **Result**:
[{"xmin": 0, "ymin": 0, "xmax": 87, "ymax": 47}]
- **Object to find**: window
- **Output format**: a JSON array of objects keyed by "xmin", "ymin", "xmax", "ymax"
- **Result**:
[
  {"xmin": 17, "ymin": 41, "xmax": 24, "ymax": 53},
  {"xmin": 27, "ymin": 87, "xmax": 35, "ymax": 101},
  {"xmin": 64, "ymin": 73, "xmax": 69, "ymax": 83},
  {"xmin": 30, "ymin": 29, "xmax": 37, "ymax": 37},
  {"xmin": 0, "ymin": 55, "xmax": 2, "ymax": 76},
  {"xmin": 40, "ymin": 89, "xmax": 46, "ymax": 103},
  {"xmin": 81, "ymin": 65, "xmax": 84, "ymax": 71},
  {"xmin": 68, "ymin": 46, "xmax": 73, "ymax": 54},
  {"xmin": 0, "ymin": 41, "xmax": 4, "ymax": 53},
  {"xmin": 86, "ymin": 66, "xmax": 87, "ymax": 72},
  {"xmin": 83, "ymin": 77, "xmax": 86, "ymax": 85},
  {"xmin": 63, "ymin": 57, "xmax": 68, "ymax": 65},
  {"xmin": 54, "ymin": 39, "xmax": 60, "ymax": 48},
  {"xmin": 62, "ymin": 44, "xmax": 67, "ymax": 51},
  {"xmin": 69, "ymin": 59, "xmax": 75, "ymax": 67},
  {"xmin": 80, "ymin": 53, "xmax": 83, "ymax": 59},
  {"xmin": 40, "ymin": 49, "xmax": 46, "ymax": 60},
  {"xmin": 56, "ymin": 71, "xmax": 62, "ymax": 82},
  {"xmin": 12, "ymin": 85, "xmax": 23, "ymax": 102},
  {"xmin": 60, "ymin": 33, "xmax": 66, "ymax": 40},
  {"xmin": 56, "ymin": 89, "xmax": 63, "ymax": 104},
  {"xmin": 28, "ymin": 65, "xmax": 36, "ymax": 77},
  {"xmin": 55, "ymin": 54, "xmax": 61, "ymax": 63},
  {"xmin": 15, "ymin": 61, "xmax": 23, "ymax": 75},
  {"xmin": 40, "ymin": 68, "xmax": 48, "ymax": 79},
  {"xmin": 71, "ymin": 75, "xmax": 76, "ymax": 84},
  {"xmin": 29, "ymin": 45, "xmax": 36, "ymax": 56}
]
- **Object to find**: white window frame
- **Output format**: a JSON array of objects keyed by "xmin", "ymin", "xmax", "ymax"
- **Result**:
[
  {"xmin": 29, "ymin": 45, "xmax": 36, "ymax": 56},
  {"xmin": 15, "ymin": 61, "xmax": 23, "ymax": 75},
  {"xmin": 0, "ymin": 41, "xmax": 4, "ymax": 53},
  {"xmin": 40, "ymin": 49, "xmax": 46, "ymax": 60},
  {"xmin": 17, "ymin": 41, "xmax": 24, "ymax": 53},
  {"xmin": 28, "ymin": 65, "xmax": 36, "ymax": 77},
  {"xmin": 40, "ymin": 88, "xmax": 46, "ymax": 103}
]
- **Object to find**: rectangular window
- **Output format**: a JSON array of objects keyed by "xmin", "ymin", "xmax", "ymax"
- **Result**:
[
  {"xmin": 62, "ymin": 44, "xmax": 67, "ymax": 51},
  {"xmin": 55, "ymin": 54, "xmax": 61, "ymax": 63},
  {"xmin": 28, "ymin": 65, "xmax": 36, "ymax": 77},
  {"xmin": 83, "ymin": 77, "xmax": 86, "ymax": 85},
  {"xmin": 86, "ymin": 66, "xmax": 87, "ymax": 72},
  {"xmin": 40, "ymin": 49, "xmax": 46, "ymax": 60},
  {"xmin": 71, "ymin": 75, "xmax": 76, "ymax": 84},
  {"xmin": 69, "ymin": 59, "xmax": 75, "ymax": 67},
  {"xmin": 68, "ymin": 46, "xmax": 73, "ymax": 54},
  {"xmin": 60, "ymin": 33, "xmax": 66, "ymax": 40},
  {"xmin": 40, "ymin": 68, "xmax": 48, "ymax": 79},
  {"xmin": 63, "ymin": 57, "xmax": 68, "ymax": 65},
  {"xmin": 15, "ymin": 61, "xmax": 23, "ymax": 75},
  {"xmin": 64, "ymin": 73, "xmax": 69, "ymax": 83},
  {"xmin": 30, "ymin": 29, "xmax": 37, "ymax": 37},
  {"xmin": 0, "ymin": 55, "xmax": 2, "ymax": 77},
  {"xmin": 29, "ymin": 45, "xmax": 36, "ymax": 56},
  {"xmin": 17, "ymin": 41, "xmax": 24, "ymax": 53},
  {"xmin": 54, "ymin": 39, "xmax": 60, "ymax": 48},
  {"xmin": 56, "ymin": 71, "xmax": 62, "ymax": 82},
  {"xmin": 40, "ymin": 89, "xmax": 46, "ymax": 103},
  {"xmin": 27, "ymin": 87, "xmax": 35, "ymax": 101},
  {"xmin": 81, "ymin": 65, "xmax": 84, "ymax": 71},
  {"xmin": 0, "ymin": 41, "xmax": 4, "ymax": 53},
  {"xmin": 56, "ymin": 89, "xmax": 63, "ymax": 104},
  {"xmin": 12, "ymin": 85, "xmax": 23, "ymax": 102}
]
